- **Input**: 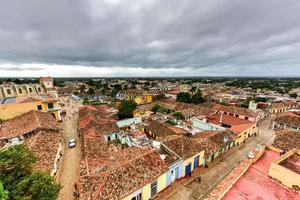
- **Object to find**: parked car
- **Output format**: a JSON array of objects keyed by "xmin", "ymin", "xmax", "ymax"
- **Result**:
[{"xmin": 69, "ymin": 138, "xmax": 76, "ymax": 148}]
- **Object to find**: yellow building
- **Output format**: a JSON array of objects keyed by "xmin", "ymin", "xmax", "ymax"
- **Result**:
[
  {"xmin": 269, "ymin": 149, "xmax": 300, "ymax": 190},
  {"xmin": 124, "ymin": 89, "xmax": 152, "ymax": 105},
  {"xmin": 0, "ymin": 96, "xmax": 61, "ymax": 121},
  {"xmin": 230, "ymin": 123, "xmax": 257, "ymax": 145},
  {"xmin": 163, "ymin": 136, "xmax": 205, "ymax": 177},
  {"xmin": 123, "ymin": 173, "xmax": 167, "ymax": 200}
]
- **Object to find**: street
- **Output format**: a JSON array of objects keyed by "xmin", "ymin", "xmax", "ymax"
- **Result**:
[
  {"xmin": 166, "ymin": 116, "xmax": 275, "ymax": 200},
  {"xmin": 57, "ymin": 98, "xmax": 81, "ymax": 200}
]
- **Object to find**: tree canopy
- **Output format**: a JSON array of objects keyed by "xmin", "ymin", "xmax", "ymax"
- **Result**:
[
  {"xmin": 118, "ymin": 100, "xmax": 137, "ymax": 119},
  {"xmin": 0, "ymin": 145, "xmax": 59, "ymax": 200},
  {"xmin": 176, "ymin": 90, "xmax": 205, "ymax": 104}
]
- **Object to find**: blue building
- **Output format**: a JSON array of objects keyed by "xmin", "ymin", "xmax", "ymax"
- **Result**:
[{"xmin": 158, "ymin": 143, "xmax": 184, "ymax": 186}]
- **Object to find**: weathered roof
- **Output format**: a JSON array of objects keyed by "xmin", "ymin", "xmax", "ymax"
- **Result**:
[
  {"xmin": 148, "ymin": 120, "xmax": 177, "ymax": 138},
  {"xmin": 163, "ymin": 136, "xmax": 205, "ymax": 159},
  {"xmin": 0, "ymin": 110, "xmax": 58, "ymax": 140},
  {"xmin": 24, "ymin": 129, "xmax": 61, "ymax": 172},
  {"xmin": 274, "ymin": 113, "xmax": 300, "ymax": 127},
  {"xmin": 80, "ymin": 148, "xmax": 168, "ymax": 200},
  {"xmin": 273, "ymin": 130, "xmax": 300, "ymax": 151}
]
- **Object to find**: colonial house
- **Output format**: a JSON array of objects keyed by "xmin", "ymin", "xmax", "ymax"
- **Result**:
[
  {"xmin": 124, "ymin": 89, "xmax": 152, "ymax": 105},
  {"xmin": 268, "ymin": 101, "xmax": 298, "ymax": 114},
  {"xmin": 272, "ymin": 112, "xmax": 300, "ymax": 131},
  {"xmin": 163, "ymin": 135, "xmax": 205, "ymax": 177},
  {"xmin": 0, "ymin": 94, "xmax": 61, "ymax": 121}
]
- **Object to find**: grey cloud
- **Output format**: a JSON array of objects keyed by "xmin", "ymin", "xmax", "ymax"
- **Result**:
[{"xmin": 0, "ymin": 0, "xmax": 300, "ymax": 76}]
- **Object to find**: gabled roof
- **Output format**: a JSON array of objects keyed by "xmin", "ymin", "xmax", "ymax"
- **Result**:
[
  {"xmin": 0, "ymin": 110, "xmax": 58, "ymax": 140},
  {"xmin": 148, "ymin": 120, "xmax": 177, "ymax": 138},
  {"xmin": 81, "ymin": 148, "xmax": 168, "ymax": 200},
  {"xmin": 163, "ymin": 136, "xmax": 205, "ymax": 159}
]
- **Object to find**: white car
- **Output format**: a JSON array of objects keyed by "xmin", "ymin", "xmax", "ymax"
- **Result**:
[
  {"xmin": 69, "ymin": 139, "xmax": 76, "ymax": 148},
  {"xmin": 247, "ymin": 151, "xmax": 255, "ymax": 159}
]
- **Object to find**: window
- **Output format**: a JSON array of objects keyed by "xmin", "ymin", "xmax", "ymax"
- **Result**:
[
  {"xmin": 29, "ymin": 88, "xmax": 33, "ymax": 93},
  {"xmin": 48, "ymin": 103, "xmax": 54, "ymax": 109},
  {"xmin": 7, "ymin": 89, "xmax": 11, "ymax": 95},
  {"xmin": 131, "ymin": 193, "xmax": 142, "ymax": 200},
  {"xmin": 38, "ymin": 87, "xmax": 41, "ymax": 92},
  {"xmin": 235, "ymin": 115, "xmax": 239, "ymax": 118},
  {"xmin": 151, "ymin": 181, "xmax": 158, "ymax": 198},
  {"xmin": 245, "ymin": 117, "xmax": 249, "ymax": 120},
  {"xmin": 37, "ymin": 105, "xmax": 42, "ymax": 110},
  {"xmin": 18, "ymin": 88, "xmax": 22, "ymax": 94}
]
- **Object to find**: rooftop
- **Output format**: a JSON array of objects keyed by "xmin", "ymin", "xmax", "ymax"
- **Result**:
[
  {"xmin": 222, "ymin": 150, "xmax": 300, "ymax": 200},
  {"xmin": 0, "ymin": 110, "xmax": 58, "ymax": 140},
  {"xmin": 273, "ymin": 130, "xmax": 300, "ymax": 151},
  {"xmin": 279, "ymin": 152, "xmax": 300, "ymax": 174}
]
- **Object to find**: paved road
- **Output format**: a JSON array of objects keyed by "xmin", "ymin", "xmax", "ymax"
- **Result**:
[
  {"xmin": 57, "ymin": 98, "xmax": 81, "ymax": 200},
  {"xmin": 167, "ymin": 116, "xmax": 275, "ymax": 200}
]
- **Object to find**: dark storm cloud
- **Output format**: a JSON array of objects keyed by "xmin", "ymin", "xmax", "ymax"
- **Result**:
[{"xmin": 1, "ymin": 0, "xmax": 300, "ymax": 75}]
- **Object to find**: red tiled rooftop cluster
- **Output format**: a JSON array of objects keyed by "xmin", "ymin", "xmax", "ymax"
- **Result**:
[{"xmin": 0, "ymin": 110, "xmax": 58, "ymax": 140}]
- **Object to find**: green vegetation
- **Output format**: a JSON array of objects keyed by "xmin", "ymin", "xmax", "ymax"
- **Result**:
[
  {"xmin": 118, "ymin": 100, "xmax": 137, "ymax": 119},
  {"xmin": 225, "ymin": 79, "xmax": 300, "ymax": 94},
  {"xmin": 151, "ymin": 104, "xmax": 171, "ymax": 114},
  {"xmin": 0, "ymin": 181, "xmax": 9, "ymax": 200},
  {"xmin": 53, "ymin": 79, "xmax": 65, "ymax": 87},
  {"xmin": 176, "ymin": 90, "xmax": 205, "ymax": 104},
  {"xmin": 173, "ymin": 112, "xmax": 185, "ymax": 120},
  {"xmin": 176, "ymin": 92, "xmax": 192, "ymax": 103},
  {"xmin": 0, "ymin": 145, "xmax": 59, "ymax": 200}
]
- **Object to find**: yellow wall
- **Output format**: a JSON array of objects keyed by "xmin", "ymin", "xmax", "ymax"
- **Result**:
[
  {"xmin": 123, "ymin": 173, "xmax": 167, "ymax": 200},
  {"xmin": 0, "ymin": 100, "xmax": 60, "ymax": 121},
  {"xmin": 269, "ymin": 162, "xmax": 300, "ymax": 189},
  {"xmin": 234, "ymin": 124, "xmax": 257, "ymax": 144},
  {"xmin": 182, "ymin": 150, "xmax": 205, "ymax": 176}
]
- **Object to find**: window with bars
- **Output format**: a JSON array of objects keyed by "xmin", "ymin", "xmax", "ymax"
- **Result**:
[{"xmin": 151, "ymin": 181, "xmax": 157, "ymax": 198}]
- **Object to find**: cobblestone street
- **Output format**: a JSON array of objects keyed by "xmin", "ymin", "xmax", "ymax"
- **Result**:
[
  {"xmin": 57, "ymin": 98, "xmax": 81, "ymax": 200},
  {"xmin": 164, "ymin": 116, "xmax": 275, "ymax": 200}
]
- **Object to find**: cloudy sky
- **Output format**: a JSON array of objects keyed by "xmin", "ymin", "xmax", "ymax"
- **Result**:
[{"xmin": 1, "ymin": 0, "xmax": 300, "ymax": 77}]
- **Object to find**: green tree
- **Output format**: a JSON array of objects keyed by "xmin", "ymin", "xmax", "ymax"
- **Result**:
[
  {"xmin": 173, "ymin": 112, "xmax": 185, "ymax": 120},
  {"xmin": 176, "ymin": 92, "xmax": 191, "ymax": 103},
  {"xmin": 0, "ymin": 145, "xmax": 60, "ymax": 200},
  {"xmin": 152, "ymin": 104, "xmax": 161, "ymax": 113},
  {"xmin": 0, "ymin": 181, "xmax": 9, "ymax": 200},
  {"xmin": 118, "ymin": 100, "xmax": 137, "ymax": 119},
  {"xmin": 191, "ymin": 90, "xmax": 205, "ymax": 104},
  {"xmin": 16, "ymin": 172, "xmax": 59, "ymax": 200},
  {"xmin": 0, "ymin": 145, "xmax": 37, "ymax": 192}
]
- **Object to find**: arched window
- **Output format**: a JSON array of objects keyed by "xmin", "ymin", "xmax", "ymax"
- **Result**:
[
  {"xmin": 18, "ymin": 88, "xmax": 22, "ymax": 94},
  {"xmin": 7, "ymin": 89, "xmax": 11, "ymax": 95},
  {"xmin": 29, "ymin": 88, "xmax": 33, "ymax": 93},
  {"xmin": 38, "ymin": 87, "xmax": 41, "ymax": 92}
]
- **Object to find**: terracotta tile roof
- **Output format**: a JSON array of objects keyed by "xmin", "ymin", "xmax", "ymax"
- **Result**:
[
  {"xmin": 213, "ymin": 104, "xmax": 256, "ymax": 118},
  {"xmin": 80, "ymin": 148, "xmax": 168, "ymax": 200},
  {"xmin": 174, "ymin": 103, "xmax": 215, "ymax": 117},
  {"xmin": 274, "ymin": 114, "xmax": 300, "ymax": 127},
  {"xmin": 148, "ymin": 121, "xmax": 177, "ymax": 138},
  {"xmin": 163, "ymin": 136, "xmax": 205, "ymax": 159},
  {"xmin": 269, "ymin": 101, "xmax": 297, "ymax": 109},
  {"xmin": 0, "ymin": 110, "xmax": 58, "ymax": 140},
  {"xmin": 229, "ymin": 123, "xmax": 255, "ymax": 135},
  {"xmin": 273, "ymin": 130, "xmax": 300, "ymax": 151},
  {"xmin": 193, "ymin": 130, "xmax": 235, "ymax": 158},
  {"xmin": 207, "ymin": 113, "xmax": 253, "ymax": 126},
  {"xmin": 24, "ymin": 130, "xmax": 61, "ymax": 172}
]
